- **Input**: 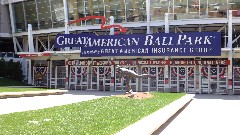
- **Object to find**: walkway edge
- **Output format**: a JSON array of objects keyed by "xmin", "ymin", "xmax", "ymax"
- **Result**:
[
  {"xmin": 115, "ymin": 94, "xmax": 194, "ymax": 135},
  {"xmin": 0, "ymin": 90, "xmax": 69, "ymax": 99}
]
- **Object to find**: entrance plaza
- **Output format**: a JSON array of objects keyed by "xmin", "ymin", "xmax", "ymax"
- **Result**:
[
  {"xmin": 0, "ymin": 1, "xmax": 240, "ymax": 94},
  {"xmin": 1, "ymin": 0, "xmax": 240, "ymax": 134},
  {"xmin": 1, "ymin": 91, "xmax": 240, "ymax": 135}
]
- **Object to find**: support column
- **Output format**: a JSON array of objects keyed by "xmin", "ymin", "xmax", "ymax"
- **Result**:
[
  {"xmin": 146, "ymin": 0, "xmax": 150, "ymax": 34},
  {"xmin": 27, "ymin": 24, "xmax": 34, "ymax": 85},
  {"xmin": 228, "ymin": 10, "xmax": 233, "ymax": 92},
  {"xmin": 164, "ymin": 13, "xmax": 170, "ymax": 92},
  {"xmin": 28, "ymin": 59, "xmax": 32, "ymax": 85},
  {"xmin": 35, "ymin": 37, "xmax": 39, "ymax": 52},
  {"xmin": 63, "ymin": 0, "xmax": 70, "ymax": 89},
  {"xmin": 63, "ymin": 0, "xmax": 70, "ymax": 51},
  {"xmin": 138, "ymin": 65, "xmax": 142, "ymax": 92},
  {"xmin": 8, "ymin": 3, "xmax": 17, "ymax": 54},
  {"xmin": 198, "ymin": 65, "xmax": 202, "ymax": 94},
  {"xmin": 194, "ymin": 65, "xmax": 199, "ymax": 93},
  {"xmin": 88, "ymin": 64, "xmax": 92, "ymax": 90},
  {"xmin": 109, "ymin": 16, "xmax": 115, "ymax": 91},
  {"xmin": 65, "ymin": 58, "xmax": 69, "ymax": 89},
  {"xmin": 47, "ymin": 60, "xmax": 50, "ymax": 88},
  {"xmin": 28, "ymin": 24, "xmax": 35, "ymax": 52},
  {"xmin": 49, "ymin": 60, "xmax": 53, "ymax": 88}
]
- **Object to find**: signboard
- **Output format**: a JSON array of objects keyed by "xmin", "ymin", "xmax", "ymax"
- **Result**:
[
  {"xmin": 54, "ymin": 32, "xmax": 221, "ymax": 57},
  {"xmin": 66, "ymin": 60, "xmax": 230, "ymax": 66}
]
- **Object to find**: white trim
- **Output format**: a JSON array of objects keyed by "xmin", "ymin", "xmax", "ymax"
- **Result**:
[{"xmin": 0, "ymin": 33, "xmax": 12, "ymax": 37}]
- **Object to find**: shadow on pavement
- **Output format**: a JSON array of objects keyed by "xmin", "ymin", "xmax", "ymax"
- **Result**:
[
  {"xmin": 193, "ymin": 94, "xmax": 240, "ymax": 100},
  {"xmin": 152, "ymin": 99, "xmax": 192, "ymax": 135}
]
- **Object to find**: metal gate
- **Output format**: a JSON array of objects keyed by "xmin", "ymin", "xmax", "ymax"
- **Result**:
[
  {"xmin": 115, "ymin": 66, "xmax": 138, "ymax": 92},
  {"xmin": 91, "ymin": 66, "xmax": 111, "ymax": 91},
  {"xmin": 233, "ymin": 67, "xmax": 240, "ymax": 94},
  {"xmin": 200, "ymin": 66, "xmax": 227, "ymax": 94},
  {"xmin": 69, "ymin": 66, "xmax": 88, "ymax": 90},
  {"xmin": 170, "ymin": 66, "xmax": 195, "ymax": 93},
  {"xmin": 141, "ymin": 66, "xmax": 165, "ymax": 92},
  {"xmin": 33, "ymin": 66, "xmax": 48, "ymax": 86},
  {"xmin": 186, "ymin": 66, "xmax": 195, "ymax": 93},
  {"xmin": 50, "ymin": 66, "xmax": 66, "ymax": 89}
]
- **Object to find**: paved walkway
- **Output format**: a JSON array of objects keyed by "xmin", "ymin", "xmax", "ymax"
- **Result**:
[
  {"xmin": 158, "ymin": 94, "xmax": 240, "ymax": 135},
  {"xmin": 0, "ymin": 90, "xmax": 124, "ymax": 115},
  {"xmin": 2, "ymin": 91, "xmax": 240, "ymax": 135}
]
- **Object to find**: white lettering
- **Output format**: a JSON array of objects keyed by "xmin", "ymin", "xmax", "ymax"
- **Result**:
[
  {"xmin": 144, "ymin": 35, "xmax": 153, "ymax": 45},
  {"xmin": 56, "ymin": 36, "xmax": 64, "ymax": 45}
]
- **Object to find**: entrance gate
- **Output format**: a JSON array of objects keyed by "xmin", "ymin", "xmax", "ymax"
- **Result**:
[
  {"xmin": 50, "ymin": 66, "xmax": 66, "ymax": 89},
  {"xmin": 200, "ymin": 66, "xmax": 227, "ymax": 94},
  {"xmin": 69, "ymin": 66, "xmax": 88, "ymax": 90},
  {"xmin": 33, "ymin": 66, "xmax": 48, "ymax": 86},
  {"xmin": 141, "ymin": 66, "xmax": 165, "ymax": 92},
  {"xmin": 91, "ymin": 66, "xmax": 111, "ymax": 91},
  {"xmin": 233, "ymin": 67, "xmax": 240, "ymax": 94},
  {"xmin": 170, "ymin": 66, "xmax": 195, "ymax": 93},
  {"xmin": 115, "ymin": 66, "xmax": 138, "ymax": 91}
]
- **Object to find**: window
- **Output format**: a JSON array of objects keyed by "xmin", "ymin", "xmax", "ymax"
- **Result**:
[
  {"xmin": 13, "ymin": 2, "xmax": 26, "ymax": 32},
  {"xmin": 37, "ymin": 0, "xmax": 52, "ymax": 29},
  {"xmin": 51, "ymin": 0, "xmax": 65, "ymax": 28}
]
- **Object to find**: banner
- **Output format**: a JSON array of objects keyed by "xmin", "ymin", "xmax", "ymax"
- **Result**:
[
  {"xmin": 54, "ymin": 32, "xmax": 221, "ymax": 57},
  {"xmin": 66, "ymin": 60, "xmax": 230, "ymax": 66}
]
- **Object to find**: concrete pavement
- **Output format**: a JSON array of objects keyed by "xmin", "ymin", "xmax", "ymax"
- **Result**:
[
  {"xmin": 0, "ymin": 90, "xmax": 124, "ymax": 115},
  {"xmin": 157, "ymin": 94, "xmax": 240, "ymax": 135},
  {"xmin": 115, "ymin": 94, "xmax": 194, "ymax": 135},
  {"xmin": 0, "ymin": 90, "xmax": 68, "ymax": 98},
  {"xmin": 1, "ymin": 90, "xmax": 239, "ymax": 135}
]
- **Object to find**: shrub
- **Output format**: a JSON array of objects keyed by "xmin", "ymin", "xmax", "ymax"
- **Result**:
[{"xmin": 0, "ymin": 58, "xmax": 23, "ymax": 81}]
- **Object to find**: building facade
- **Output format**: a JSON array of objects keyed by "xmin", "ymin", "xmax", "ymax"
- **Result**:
[{"xmin": 1, "ymin": 0, "xmax": 240, "ymax": 94}]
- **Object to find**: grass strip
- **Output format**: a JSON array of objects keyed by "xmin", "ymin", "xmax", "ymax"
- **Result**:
[
  {"xmin": 0, "ymin": 92, "xmax": 185, "ymax": 135},
  {"xmin": 0, "ymin": 87, "xmax": 48, "ymax": 92}
]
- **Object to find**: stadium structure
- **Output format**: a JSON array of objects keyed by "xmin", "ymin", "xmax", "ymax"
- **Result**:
[{"xmin": 1, "ymin": 0, "xmax": 240, "ymax": 94}]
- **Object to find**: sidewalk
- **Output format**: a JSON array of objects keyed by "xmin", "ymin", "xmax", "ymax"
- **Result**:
[
  {"xmin": 0, "ymin": 89, "xmax": 68, "ymax": 99},
  {"xmin": 115, "ymin": 94, "xmax": 194, "ymax": 135},
  {"xmin": 0, "ymin": 90, "xmax": 124, "ymax": 115},
  {"xmin": 158, "ymin": 94, "xmax": 240, "ymax": 135}
]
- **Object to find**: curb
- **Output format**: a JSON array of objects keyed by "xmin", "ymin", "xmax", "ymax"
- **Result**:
[
  {"xmin": 0, "ymin": 90, "xmax": 68, "ymax": 99},
  {"xmin": 115, "ymin": 94, "xmax": 194, "ymax": 135}
]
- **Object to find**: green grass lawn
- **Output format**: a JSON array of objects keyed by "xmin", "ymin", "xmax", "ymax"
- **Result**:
[
  {"xmin": 0, "ymin": 78, "xmax": 48, "ymax": 92},
  {"xmin": 0, "ymin": 92, "xmax": 185, "ymax": 135}
]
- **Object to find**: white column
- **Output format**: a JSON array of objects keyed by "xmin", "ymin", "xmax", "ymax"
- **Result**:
[
  {"xmin": 75, "ymin": 66, "xmax": 77, "ymax": 90},
  {"xmin": 47, "ymin": 60, "xmax": 50, "ymax": 88},
  {"xmin": 28, "ymin": 24, "xmax": 35, "ymax": 52},
  {"xmin": 146, "ymin": 0, "xmax": 150, "ymax": 34},
  {"xmin": 109, "ymin": 16, "xmax": 114, "ymax": 35},
  {"xmin": 63, "ymin": 0, "xmax": 70, "ymax": 88},
  {"xmin": 28, "ymin": 59, "xmax": 32, "ymax": 85},
  {"xmin": 65, "ymin": 58, "xmax": 69, "ymax": 89},
  {"xmin": 63, "ymin": 0, "xmax": 69, "ymax": 34},
  {"xmin": 208, "ymin": 65, "xmax": 210, "ymax": 94},
  {"xmin": 228, "ymin": 10, "xmax": 233, "ymax": 90},
  {"xmin": 199, "ymin": 66, "xmax": 202, "ymax": 94},
  {"xmin": 49, "ymin": 60, "xmax": 53, "ymax": 88},
  {"xmin": 109, "ymin": 16, "xmax": 115, "ymax": 91},
  {"xmin": 63, "ymin": 0, "xmax": 70, "ymax": 51},
  {"xmin": 8, "ymin": 3, "xmax": 17, "ymax": 54},
  {"xmin": 164, "ymin": 13, "xmax": 170, "ymax": 92},
  {"xmin": 110, "ymin": 58, "xmax": 115, "ymax": 91}
]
